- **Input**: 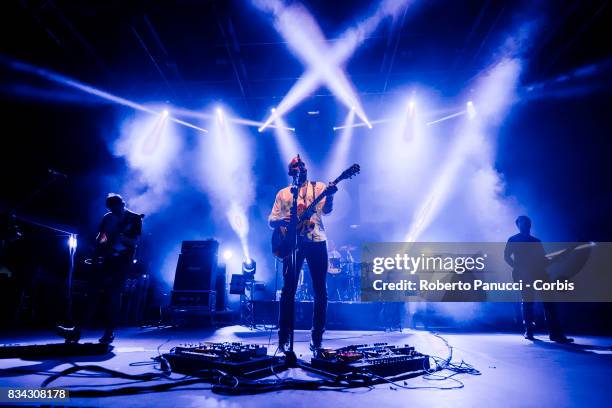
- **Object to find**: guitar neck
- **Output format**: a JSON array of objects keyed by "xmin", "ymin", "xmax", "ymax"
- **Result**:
[{"xmin": 299, "ymin": 176, "xmax": 343, "ymax": 221}]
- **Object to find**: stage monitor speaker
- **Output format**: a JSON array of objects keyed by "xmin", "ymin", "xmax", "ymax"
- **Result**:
[{"xmin": 172, "ymin": 240, "xmax": 219, "ymax": 292}]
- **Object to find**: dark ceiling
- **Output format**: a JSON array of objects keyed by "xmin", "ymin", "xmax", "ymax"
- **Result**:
[{"xmin": 1, "ymin": 0, "xmax": 609, "ymax": 119}]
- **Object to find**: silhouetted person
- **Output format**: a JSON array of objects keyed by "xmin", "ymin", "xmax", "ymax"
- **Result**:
[
  {"xmin": 504, "ymin": 215, "xmax": 573, "ymax": 343},
  {"xmin": 92, "ymin": 194, "xmax": 142, "ymax": 344}
]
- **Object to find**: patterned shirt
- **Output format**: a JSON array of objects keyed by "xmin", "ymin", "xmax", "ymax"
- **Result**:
[{"xmin": 268, "ymin": 181, "xmax": 329, "ymax": 242}]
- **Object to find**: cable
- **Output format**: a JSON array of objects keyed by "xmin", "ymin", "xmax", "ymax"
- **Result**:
[
  {"xmin": 424, "ymin": 332, "xmax": 481, "ymax": 377},
  {"xmin": 28, "ymin": 332, "xmax": 479, "ymax": 396},
  {"xmin": 363, "ymin": 371, "xmax": 464, "ymax": 390},
  {"xmin": 41, "ymin": 365, "xmax": 170, "ymax": 388}
]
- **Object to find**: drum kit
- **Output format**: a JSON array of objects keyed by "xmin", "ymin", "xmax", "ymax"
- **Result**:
[{"xmin": 295, "ymin": 245, "xmax": 360, "ymax": 302}]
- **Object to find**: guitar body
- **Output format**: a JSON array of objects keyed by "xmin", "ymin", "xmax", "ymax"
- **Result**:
[
  {"xmin": 271, "ymin": 204, "xmax": 316, "ymax": 258},
  {"xmin": 270, "ymin": 164, "xmax": 360, "ymax": 259},
  {"xmin": 271, "ymin": 225, "xmax": 293, "ymax": 259}
]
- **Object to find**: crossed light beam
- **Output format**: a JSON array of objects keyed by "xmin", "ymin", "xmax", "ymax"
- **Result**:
[{"xmin": 254, "ymin": 0, "xmax": 412, "ymax": 132}]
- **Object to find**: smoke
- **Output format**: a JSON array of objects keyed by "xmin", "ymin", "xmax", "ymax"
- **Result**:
[
  {"xmin": 113, "ymin": 110, "xmax": 183, "ymax": 214},
  {"xmin": 197, "ymin": 108, "xmax": 256, "ymax": 261},
  {"xmin": 404, "ymin": 57, "xmax": 523, "ymax": 242},
  {"xmin": 356, "ymin": 25, "xmax": 535, "ymax": 245}
]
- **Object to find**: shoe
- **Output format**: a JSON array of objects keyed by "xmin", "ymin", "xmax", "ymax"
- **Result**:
[
  {"xmin": 56, "ymin": 325, "xmax": 81, "ymax": 343},
  {"xmin": 309, "ymin": 339, "xmax": 322, "ymax": 357},
  {"xmin": 277, "ymin": 342, "xmax": 289, "ymax": 354},
  {"xmin": 277, "ymin": 334, "xmax": 289, "ymax": 354},
  {"xmin": 98, "ymin": 330, "xmax": 115, "ymax": 345},
  {"xmin": 550, "ymin": 335, "xmax": 574, "ymax": 344},
  {"xmin": 524, "ymin": 329, "xmax": 535, "ymax": 340}
]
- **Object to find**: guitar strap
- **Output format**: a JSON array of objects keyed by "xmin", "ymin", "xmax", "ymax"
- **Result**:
[{"xmin": 311, "ymin": 181, "xmax": 316, "ymax": 204}]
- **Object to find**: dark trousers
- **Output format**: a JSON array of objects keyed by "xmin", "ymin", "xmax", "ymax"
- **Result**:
[
  {"xmin": 279, "ymin": 241, "xmax": 328, "ymax": 343},
  {"xmin": 88, "ymin": 256, "xmax": 131, "ymax": 332},
  {"xmin": 521, "ymin": 300, "xmax": 563, "ymax": 337},
  {"xmin": 514, "ymin": 268, "xmax": 564, "ymax": 337}
]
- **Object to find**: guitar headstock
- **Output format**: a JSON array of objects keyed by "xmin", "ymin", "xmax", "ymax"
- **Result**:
[{"xmin": 335, "ymin": 164, "xmax": 360, "ymax": 183}]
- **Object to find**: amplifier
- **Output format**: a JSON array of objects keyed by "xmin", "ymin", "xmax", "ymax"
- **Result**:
[
  {"xmin": 173, "ymin": 240, "xmax": 219, "ymax": 292},
  {"xmin": 181, "ymin": 240, "xmax": 219, "ymax": 255},
  {"xmin": 170, "ymin": 290, "xmax": 216, "ymax": 311}
]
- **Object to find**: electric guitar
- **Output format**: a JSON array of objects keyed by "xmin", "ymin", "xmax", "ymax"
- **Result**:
[
  {"xmin": 271, "ymin": 164, "xmax": 360, "ymax": 258},
  {"xmin": 90, "ymin": 212, "xmax": 143, "ymax": 264}
]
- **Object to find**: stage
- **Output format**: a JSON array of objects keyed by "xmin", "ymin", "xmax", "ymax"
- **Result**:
[{"xmin": 1, "ymin": 326, "xmax": 611, "ymax": 407}]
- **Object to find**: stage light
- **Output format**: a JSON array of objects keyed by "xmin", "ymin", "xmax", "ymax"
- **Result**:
[
  {"xmin": 325, "ymin": 108, "xmax": 355, "ymax": 180},
  {"xmin": 253, "ymin": 0, "xmax": 412, "ymax": 131},
  {"xmin": 162, "ymin": 109, "xmax": 169, "ymax": 117},
  {"xmin": 1, "ymin": 56, "xmax": 207, "ymax": 133},
  {"xmin": 216, "ymin": 107, "xmax": 225, "ymax": 126},
  {"xmin": 271, "ymin": 108, "xmax": 276, "ymax": 113},
  {"xmin": 408, "ymin": 99, "xmax": 416, "ymax": 117},
  {"xmin": 197, "ymin": 105, "xmax": 254, "ymax": 263},
  {"xmin": 115, "ymin": 107, "xmax": 183, "ymax": 214},
  {"xmin": 404, "ymin": 56, "xmax": 524, "ymax": 243},
  {"xmin": 68, "ymin": 234, "xmax": 77, "ymax": 250},
  {"xmin": 467, "ymin": 101, "xmax": 476, "ymax": 119},
  {"xmin": 271, "ymin": 115, "xmax": 313, "ymax": 173},
  {"xmin": 222, "ymin": 249, "xmax": 233, "ymax": 261},
  {"xmin": 242, "ymin": 259, "xmax": 256, "ymax": 279}
]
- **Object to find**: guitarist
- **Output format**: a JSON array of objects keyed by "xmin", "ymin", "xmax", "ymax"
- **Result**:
[
  {"xmin": 504, "ymin": 215, "xmax": 573, "ymax": 343},
  {"xmin": 92, "ymin": 193, "xmax": 142, "ymax": 344},
  {"xmin": 269, "ymin": 156, "xmax": 337, "ymax": 352}
]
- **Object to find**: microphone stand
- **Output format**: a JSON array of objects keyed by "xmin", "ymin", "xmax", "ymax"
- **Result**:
[
  {"xmin": 284, "ymin": 171, "xmax": 301, "ymax": 365},
  {"xmin": 276, "ymin": 170, "xmax": 340, "ymax": 379}
]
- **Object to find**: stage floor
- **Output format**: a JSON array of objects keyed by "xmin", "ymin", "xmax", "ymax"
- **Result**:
[{"xmin": 1, "ymin": 326, "xmax": 611, "ymax": 407}]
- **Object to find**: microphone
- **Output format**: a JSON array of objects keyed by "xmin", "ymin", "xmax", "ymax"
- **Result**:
[{"xmin": 48, "ymin": 169, "xmax": 68, "ymax": 179}]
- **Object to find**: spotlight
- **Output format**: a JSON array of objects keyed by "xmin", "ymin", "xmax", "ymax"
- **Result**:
[
  {"xmin": 408, "ymin": 99, "xmax": 415, "ymax": 113},
  {"xmin": 68, "ymin": 234, "xmax": 77, "ymax": 250},
  {"xmin": 271, "ymin": 108, "xmax": 276, "ymax": 113},
  {"xmin": 162, "ymin": 109, "xmax": 169, "ymax": 117},
  {"xmin": 242, "ymin": 259, "xmax": 256, "ymax": 280},
  {"xmin": 467, "ymin": 101, "xmax": 476, "ymax": 119},
  {"xmin": 222, "ymin": 249, "xmax": 233, "ymax": 261},
  {"xmin": 216, "ymin": 107, "xmax": 225, "ymax": 125}
]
